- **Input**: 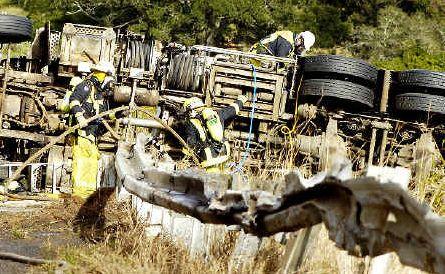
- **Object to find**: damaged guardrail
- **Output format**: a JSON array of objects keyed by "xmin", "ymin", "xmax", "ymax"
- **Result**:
[{"xmin": 115, "ymin": 134, "xmax": 445, "ymax": 273}]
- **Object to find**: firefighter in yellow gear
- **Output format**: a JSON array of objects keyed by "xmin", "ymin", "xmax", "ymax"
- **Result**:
[
  {"xmin": 250, "ymin": 30, "xmax": 315, "ymax": 58},
  {"xmin": 182, "ymin": 95, "xmax": 247, "ymax": 173},
  {"xmin": 60, "ymin": 62, "xmax": 93, "ymax": 113},
  {"xmin": 59, "ymin": 76, "xmax": 82, "ymax": 113},
  {"xmin": 68, "ymin": 60, "xmax": 118, "ymax": 197}
]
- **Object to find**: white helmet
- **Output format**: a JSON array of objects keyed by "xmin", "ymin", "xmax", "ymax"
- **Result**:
[
  {"xmin": 299, "ymin": 31, "xmax": 316, "ymax": 51},
  {"xmin": 92, "ymin": 60, "xmax": 115, "ymax": 76},
  {"xmin": 77, "ymin": 61, "xmax": 91, "ymax": 73}
]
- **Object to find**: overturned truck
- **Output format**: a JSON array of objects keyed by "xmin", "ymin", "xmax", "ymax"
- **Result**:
[{"xmin": 0, "ymin": 16, "xmax": 444, "ymax": 192}]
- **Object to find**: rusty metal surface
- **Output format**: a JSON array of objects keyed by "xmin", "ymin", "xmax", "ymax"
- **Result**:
[
  {"xmin": 0, "ymin": 69, "xmax": 53, "ymax": 84},
  {"xmin": 0, "ymin": 129, "xmax": 55, "ymax": 143},
  {"xmin": 59, "ymin": 23, "xmax": 116, "ymax": 66},
  {"xmin": 115, "ymin": 136, "xmax": 445, "ymax": 273},
  {"xmin": 114, "ymin": 86, "xmax": 159, "ymax": 106}
]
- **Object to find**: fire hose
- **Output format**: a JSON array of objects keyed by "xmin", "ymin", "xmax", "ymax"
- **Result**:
[
  {"xmin": 0, "ymin": 105, "xmax": 199, "ymax": 268},
  {"xmin": 1, "ymin": 105, "xmax": 199, "ymax": 191}
]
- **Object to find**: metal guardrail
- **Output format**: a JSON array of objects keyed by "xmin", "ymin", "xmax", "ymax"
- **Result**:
[{"xmin": 115, "ymin": 134, "xmax": 445, "ymax": 273}]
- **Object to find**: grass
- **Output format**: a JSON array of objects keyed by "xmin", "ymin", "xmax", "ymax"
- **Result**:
[
  {"xmin": 0, "ymin": 0, "xmax": 27, "ymax": 17},
  {"xmin": 412, "ymin": 162, "xmax": 445, "ymax": 215},
  {"xmin": 0, "ymin": 0, "xmax": 31, "ymax": 58},
  {"xmin": 10, "ymin": 226, "xmax": 28, "ymax": 239},
  {"xmin": 0, "ymin": 42, "xmax": 32, "ymax": 58},
  {"xmin": 19, "ymin": 191, "xmax": 282, "ymax": 274},
  {"xmin": 1, "ymin": 169, "xmax": 440, "ymax": 274}
]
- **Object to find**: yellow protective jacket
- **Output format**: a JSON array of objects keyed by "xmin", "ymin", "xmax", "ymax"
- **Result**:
[
  {"xmin": 69, "ymin": 76, "xmax": 110, "ymax": 140},
  {"xmin": 184, "ymin": 99, "xmax": 244, "ymax": 168},
  {"xmin": 251, "ymin": 30, "xmax": 296, "ymax": 58}
]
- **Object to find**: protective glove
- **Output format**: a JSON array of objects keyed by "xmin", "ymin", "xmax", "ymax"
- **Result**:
[
  {"xmin": 237, "ymin": 94, "xmax": 248, "ymax": 105},
  {"xmin": 75, "ymin": 114, "xmax": 88, "ymax": 128}
]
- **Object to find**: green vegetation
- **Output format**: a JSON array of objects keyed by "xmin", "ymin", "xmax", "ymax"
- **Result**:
[{"xmin": 1, "ymin": 0, "xmax": 444, "ymax": 70}]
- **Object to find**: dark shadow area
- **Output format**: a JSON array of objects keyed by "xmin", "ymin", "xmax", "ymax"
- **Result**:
[{"xmin": 73, "ymin": 187, "xmax": 115, "ymax": 242}]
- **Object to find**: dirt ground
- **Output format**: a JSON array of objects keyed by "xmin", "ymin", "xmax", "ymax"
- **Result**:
[
  {"xmin": 0, "ymin": 188, "xmax": 283, "ymax": 274},
  {"xmin": 0, "ymin": 189, "xmax": 117, "ymax": 274},
  {"xmin": 0, "ymin": 197, "xmax": 81, "ymax": 273}
]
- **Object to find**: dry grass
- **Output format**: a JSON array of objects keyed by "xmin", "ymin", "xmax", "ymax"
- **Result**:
[
  {"xmin": 17, "ymin": 189, "xmax": 281, "ymax": 274},
  {"xmin": 412, "ymin": 162, "xmax": 445, "ymax": 215},
  {"xmin": 2, "ymin": 173, "xmax": 440, "ymax": 274},
  {"xmin": 0, "ymin": 0, "xmax": 28, "ymax": 17},
  {"xmin": 3, "ymin": 134, "xmax": 443, "ymax": 274}
]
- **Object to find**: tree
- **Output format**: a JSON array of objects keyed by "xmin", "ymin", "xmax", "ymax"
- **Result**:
[
  {"xmin": 269, "ymin": 0, "xmax": 352, "ymax": 48},
  {"xmin": 348, "ymin": 6, "xmax": 445, "ymax": 70}
]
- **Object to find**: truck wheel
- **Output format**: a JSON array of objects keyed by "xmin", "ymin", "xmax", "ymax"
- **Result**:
[
  {"xmin": 301, "ymin": 78, "xmax": 374, "ymax": 108},
  {"xmin": 396, "ymin": 70, "xmax": 445, "ymax": 92},
  {"xmin": 0, "ymin": 15, "xmax": 32, "ymax": 43},
  {"xmin": 302, "ymin": 55, "xmax": 378, "ymax": 84},
  {"xmin": 395, "ymin": 93, "xmax": 445, "ymax": 114}
]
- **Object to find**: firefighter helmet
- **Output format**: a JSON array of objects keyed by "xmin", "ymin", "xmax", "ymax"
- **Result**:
[
  {"xmin": 298, "ymin": 31, "xmax": 315, "ymax": 51},
  {"xmin": 92, "ymin": 60, "xmax": 115, "ymax": 76}
]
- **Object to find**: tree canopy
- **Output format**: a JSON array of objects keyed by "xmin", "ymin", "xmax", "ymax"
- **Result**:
[{"xmin": 3, "ymin": 0, "xmax": 445, "ymax": 70}]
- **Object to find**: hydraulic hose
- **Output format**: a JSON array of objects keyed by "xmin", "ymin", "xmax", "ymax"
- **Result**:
[
  {"xmin": 133, "ymin": 106, "xmax": 200, "ymax": 166},
  {"xmin": 5, "ymin": 106, "xmax": 129, "ymax": 184},
  {"xmin": 234, "ymin": 64, "xmax": 258, "ymax": 172},
  {"xmin": 3, "ymin": 105, "xmax": 201, "ymax": 189}
]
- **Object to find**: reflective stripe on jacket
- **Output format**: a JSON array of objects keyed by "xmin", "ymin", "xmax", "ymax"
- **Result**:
[
  {"xmin": 69, "ymin": 76, "xmax": 108, "ymax": 138},
  {"xmin": 186, "ymin": 108, "xmax": 230, "ymax": 167},
  {"xmin": 183, "ymin": 100, "xmax": 243, "ymax": 167},
  {"xmin": 251, "ymin": 30, "xmax": 295, "ymax": 58}
]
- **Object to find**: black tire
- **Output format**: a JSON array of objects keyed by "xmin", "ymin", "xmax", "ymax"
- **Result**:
[
  {"xmin": 302, "ymin": 55, "xmax": 378, "ymax": 83},
  {"xmin": 396, "ymin": 70, "xmax": 445, "ymax": 91},
  {"xmin": 395, "ymin": 93, "xmax": 445, "ymax": 114},
  {"xmin": 301, "ymin": 79, "xmax": 374, "ymax": 108},
  {"xmin": 0, "ymin": 15, "xmax": 32, "ymax": 43}
]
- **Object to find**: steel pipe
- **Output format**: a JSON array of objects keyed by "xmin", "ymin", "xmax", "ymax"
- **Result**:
[{"xmin": 120, "ymin": 117, "xmax": 164, "ymax": 129}]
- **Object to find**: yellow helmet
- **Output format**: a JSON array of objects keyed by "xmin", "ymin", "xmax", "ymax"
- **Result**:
[{"xmin": 183, "ymin": 97, "xmax": 204, "ymax": 111}]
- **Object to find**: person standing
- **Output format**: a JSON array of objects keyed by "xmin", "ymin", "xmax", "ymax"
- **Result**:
[{"xmin": 69, "ymin": 61, "xmax": 117, "ymax": 197}]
